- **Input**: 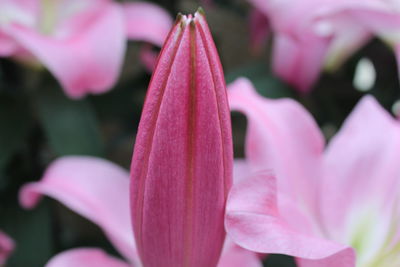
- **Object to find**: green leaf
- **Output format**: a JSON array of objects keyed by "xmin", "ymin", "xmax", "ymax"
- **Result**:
[
  {"xmin": 225, "ymin": 61, "xmax": 295, "ymax": 99},
  {"xmin": 34, "ymin": 86, "xmax": 104, "ymax": 157},
  {"xmin": 0, "ymin": 94, "xmax": 31, "ymax": 173}
]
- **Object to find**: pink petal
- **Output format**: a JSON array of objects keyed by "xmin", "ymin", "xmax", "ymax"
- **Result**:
[
  {"xmin": 296, "ymin": 249, "xmax": 356, "ymax": 267},
  {"xmin": 0, "ymin": 31, "xmax": 18, "ymax": 56},
  {"xmin": 0, "ymin": 230, "xmax": 14, "ymax": 265},
  {"xmin": 46, "ymin": 248, "xmax": 131, "ymax": 267},
  {"xmin": 7, "ymin": 3, "xmax": 126, "ymax": 98},
  {"xmin": 322, "ymin": 4, "xmax": 400, "ymax": 80},
  {"xmin": 315, "ymin": 1, "xmax": 400, "ymax": 35},
  {"xmin": 0, "ymin": 0, "xmax": 40, "ymax": 14},
  {"xmin": 19, "ymin": 156, "xmax": 139, "ymax": 265},
  {"xmin": 325, "ymin": 23, "xmax": 371, "ymax": 70},
  {"xmin": 248, "ymin": 0, "xmax": 330, "ymax": 92},
  {"xmin": 130, "ymin": 11, "xmax": 233, "ymax": 267},
  {"xmin": 233, "ymin": 159, "xmax": 251, "ymax": 184},
  {"xmin": 122, "ymin": 2, "xmax": 173, "ymax": 46},
  {"xmin": 272, "ymin": 33, "xmax": 331, "ymax": 92},
  {"xmin": 247, "ymin": 0, "xmax": 385, "ymax": 91},
  {"xmin": 320, "ymin": 96, "xmax": 400, "ymax": 240},
  {"xmin": 248, "ymin": 8, "xmax": 269, "ymax": 54},
  {"xmin": 225, "ymin": 171, "xmax": 355, "ymax": 265},
  {"xmin": 217, "ymin": 239, "xmax": 263, "ymax": 267},
  {"xmin": 228, "ymin": 78, "xmax": 324, "ymax": 215},
  {"xmin": 315, "ymin": 2, "xmax": 400, "ymax": 69},
  {"xmin": 139, "ymin": 43, "xmax": 158, "ymax": 73}
]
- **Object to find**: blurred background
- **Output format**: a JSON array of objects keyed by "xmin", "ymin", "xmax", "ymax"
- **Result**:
[{"xmin": 0, "ymin": 0, "xmax": 399, "ymax": 266}]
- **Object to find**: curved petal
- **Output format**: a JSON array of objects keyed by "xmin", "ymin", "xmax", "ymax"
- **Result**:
[
  {"xmin": 247, "ymin": 0, "xmax": 385, "ymax": 92},
  {"xmin": 19, "ymin": 156, "xmax": 139, "ymax": 265},
  {"xmin": 316, "ymin": 1, "xmax": 400, "ymax": 38},
  {"xmin": 7, "ymin": 3, "xmax": 126, "ymax": 98},
  {"xmin": 296, "ymin": 249, "xmax": 355, "ymax": 267},
  {"xmin": 325, "ymin": 22, "xmax": 371, "ymax": 70},
  {"xmin": 316, "ymin": 3, "xmax": 397, "ymax": 70},
  {"xmin": 233, "ymin": 159, "xmax": 251, "ymax": 184},
  {"xmin": 225, "ymin": 171, "xmax": 355, "ymax": 265},
  {"xmin": 0, "ymin": 31, "xmax": 18, "ymax": 56},
  {"xmin": 320, "ymin": 96, "xmax": 400, "ymax": 258},
  {"xmin": 46, "ymin": 248, "xmax": 131, "ymax": 267},
  {"xmin": 0, "ymin": 230, "xmax": 14, "ymax": 265},
  {"xmin": 218, "ymin": 239, "xmax": 263, "ymax": 267},
  {"xmin": 122, "ymin": 1, "xmax": 173, "ymax": 46},
  {"xmin": 228, "ymin": 78, "xmax": 324, "ymax": 214},
  {"xmin": 248, "ymin": 0, "xmax": 332, "ymax": 92},
  {"xmin": 272, "ymin": 33, "xmax": 330, "ymax": 92}
]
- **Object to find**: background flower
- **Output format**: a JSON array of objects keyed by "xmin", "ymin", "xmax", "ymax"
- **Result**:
[
  {"xmin": 246, "ymin": 0, "xmax": 400, "ymax": 92},
  {"xmin": 0, "ymin": 0, "xmax": 172, "ymax": 98},
  {"xmin": 0, "ymin": 230, "xmax": 14, "ymax": 265},
  {"xmin": 226, "ymin": 78, "xmax": 400, "ymax": 267}
]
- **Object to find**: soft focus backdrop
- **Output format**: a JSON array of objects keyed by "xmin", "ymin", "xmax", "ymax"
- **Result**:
[{"xmin": 0, "ymin": 0, "xmax": 399, "ymax": 266}]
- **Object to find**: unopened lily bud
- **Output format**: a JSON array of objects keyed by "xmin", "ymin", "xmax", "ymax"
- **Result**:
[{"xmin": 130, "ymin": 9, "xmax": 233, "ymax": 267}]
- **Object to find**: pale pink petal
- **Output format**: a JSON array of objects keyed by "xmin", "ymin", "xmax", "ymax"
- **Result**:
[
  {"xmin": 0, "ymin": 31, "xmax": 18, "ymax": 56},
  {"xmin": 0, "ymin": 0, "xmax": 38, "ymax": 56},
  {"xmin": 7, "ymin": 3, "xmax": 126, "ymax": 98},
  {"xmin": 228, "ymin": 78, "xmax": 324, "ymax": 214},
  {"xmin": 272, "ymin": 33, "xmax": 331, "ymax": 92},
  {"xmin": 247, "ymin": 0, "xmax": 327, "ymax": 92},
  {"xmin": 233, "ymin": 159, "xmax": 251, "ymax": 184},
  {"xmin": 321, "ymin": 96, "xmax": 400, "ymax": 245},
  {"xmin": 46, "ymin": 248, "xmax": 130, "ymax": 267},
  {"xmin": 326, "ymin": 5, "xmax": 400, "ymax": 81},
  {"xmin": 315, "ymin": 1, "xmax": 400, "ymax": 36},
  {"xmin": 315, "ymin": 3, "xmax": 399, "ymax": 69},
  {"xmin": 296, "ymin": 249, "xmax": 355, "ymax": 267},
  {"xmin": 19, "ymin": 156, "xmax": 139, "ymax": 265},
  {"xmin": 0, "ymin": 0, "xmax": 40, "ymax": 15},
  {"xmin": 225, "ymin": 171, "xmax": 355, "ymax": 265},
  {"xmin": 248, "ymin": 0, "xmax": 321, "ymax": 38},
  {"xmin": 122, "ymin": 1, "xmax": 173, "ymax": 46},
  {"xmin": 218, "ymin": 239, "xmax": 263, "ymax": 267},
  {"xmin": 325, "ymin": 23, "xmax": 371, "ymax": 70},
  {"xmin": 0, "ymin": 230, "xmax": 14, "ymax": 265},
  {"xmin": 247, "ymin": 0, "xmax": 388, "ymax": 91}
]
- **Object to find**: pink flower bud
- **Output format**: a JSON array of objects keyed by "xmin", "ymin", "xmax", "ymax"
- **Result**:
[{"xmin": 130, "ymin": 9, "xmax": 233, "ymax": 267}]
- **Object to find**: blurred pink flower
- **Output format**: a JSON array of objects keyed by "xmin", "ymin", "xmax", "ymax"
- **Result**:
[
  {"xmin": 247, "ymin": 0, "xmax": 400, "ymax": 92},
  {"xmin": 0, "ymin": 230, "xmax": 14, "ymax": 265},
  {"xmin": 225, "ymin": 78, "xmax": 400, "ymax": 266},
  {"xmin": 0, "ymin": 0, "xmax": 173, "ymax": 98},
  {"xmin": 18, "ymin": 12, "xmax": 262, "ymax": 267}
]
